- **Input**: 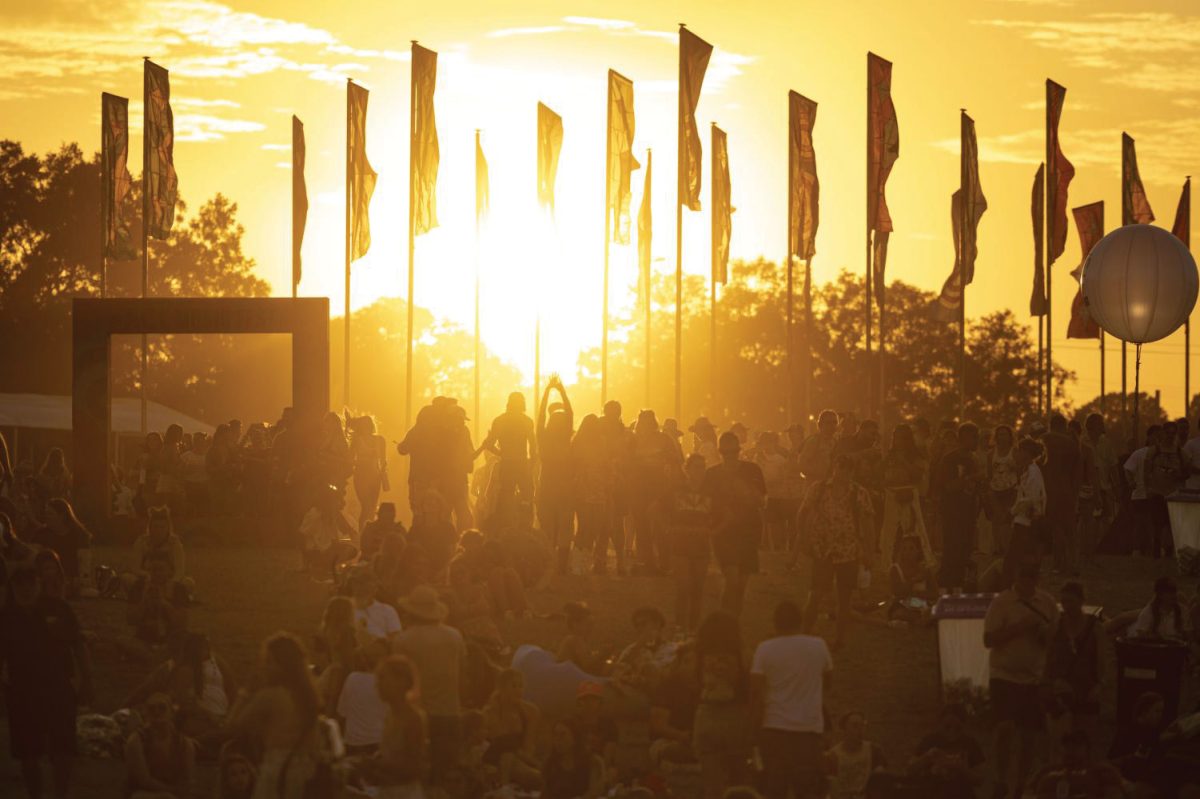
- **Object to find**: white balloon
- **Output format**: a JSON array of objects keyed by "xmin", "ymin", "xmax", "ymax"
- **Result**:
[{"xmin": 1080, "ymin": 224, "xmax": 1199, "ymax": 344}]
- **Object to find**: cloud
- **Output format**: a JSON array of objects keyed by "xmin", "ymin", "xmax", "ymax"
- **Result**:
[
  {"xmin": 261, "ymin": 143, "xmax": 291, "ymax": 151},
  {"xmin": 487, "ymin": 25, "xmax": 567, "ymax": 39}
]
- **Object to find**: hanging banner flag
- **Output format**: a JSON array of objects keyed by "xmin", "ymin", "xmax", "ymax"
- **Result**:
[
  {"xmin": 537, "ymin": 102, "xmax": 563, "ymax": 212},
  {"xmin": 1030, "ymin": 163, "xmax": 1047, "ymax": 316},
  {"xmin": 1172, "ymin": 177, "xmax": 1191, "ymax": 246},
  {"xmin": 638, "ymin": 149, "xmax": 653, "ymax": 305},
  {"xmin": 789, "ymin": 91, "xmax": 819, "ymax": 262},
  {"xmin": 476, "ymin": 136, "xmax": 489, "ymax": 222},
  {"xmin": 292, "ymin": 115, "xmax": 307, "ymax": 289},
  {"xmin": 608, "ymin": 70, "xmax": 640, "ymax": 244},
  {"xmin": 412, "ymin": 44, "xmax": 440, "ymax": 235},
  {"xmin": 144, "ymin": 60, "xmax": 178, "ymax": 240},
  {"xmin": 1121, "ymin": 133, "xmax": 1155, "ymax": 225},
  {"xmin": 101, "ymin": 92, "xmax": 135, "ymax": 259},
  {"xmin": 933, "ymin": 112, "xmax": 987, "ymax": 320},
  {"xmin": 867, "ymin": 53, "xmax": 899, "ymax": 234},
  {"xmin": 711, "ymin": 125, "xmax": 731, "ymax": 284},
  {"xmin": 679, "ymin": 27, "xmax": 713, "ymax": 212},
  {"xmin": 1046, "ymin": 80, "xmax": 1074, "ymax": 264},
  {"xmin": 1067, "ymin": 201, "xmax": 1103, "ymax": 339},
  {"xmin": 348, "ymin": 81, "xmax": 377, "ymax": 262}
]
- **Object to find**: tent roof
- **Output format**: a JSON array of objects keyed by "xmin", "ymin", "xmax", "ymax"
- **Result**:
[{"xmin": 0, "ymin": 393, "xmax": 214, "ymax": 435}]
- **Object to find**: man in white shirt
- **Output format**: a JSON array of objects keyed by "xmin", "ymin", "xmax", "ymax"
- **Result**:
[
  {"xmin": 750, "ymin": 600, "xmax": 832, "ymax": 799},
  {"xmin": 350, "ymin": 570, "xmax": 402, "ymax": 643},
  {"xmin": 1124, "ymin": 426, "xmax": 1162, "ymax": 557},
  {"xmin": 1002, "ymin": 438, "xmax": 1046, "ymax": 585},
  {"xmin": 336, "ymin": 644, "xmax": 387, "ymax": 754}
]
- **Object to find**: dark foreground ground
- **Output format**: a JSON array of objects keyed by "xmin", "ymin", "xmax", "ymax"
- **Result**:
[{"xmin": 0, "ymin": 538, "xmax": 1193, "ymax": 797}]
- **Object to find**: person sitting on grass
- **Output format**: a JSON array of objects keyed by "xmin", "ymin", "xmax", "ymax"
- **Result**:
[
  {"xmin": 1031, "ymin": 729, "xmax": 1125, "ymax": 799},
  {"xmin": 31, "ymin": 498, "xmax": 91, "ymax": 599},
  {"xmin": 612, "ymin": 606, "xmax": 674, "ymax": 697},
  {"xmin": 125, "ymin": 692, "xmax": 196, "ymax": 799},
  {"xmin": 572, "ymin": 682, "xmax": 618, "ymax": 773},
  {"xmin": 312, "ymin": 595, "xmax": 364, "ymax": 717},
  {"xmin": 542, "ymin": 720, "xmax": 606, "ymax": 799},
  {"xmin": 216, "ymin": 748, "xmax": 256, "ymax": 799},
  {"xmin": 888, "ymin": 535, "xmax": 938, "ymax": 625},
  {"xmin": 824, "ymin": 711, "xmax": 887, "ymax": 799},
  {"xmin": 126, "ymin": 550, "xmax": 190, "ymax": 657},
  {"xmin": 360, "ymin": 502, "xmax": 405, "ymax": 562},
  {"xmin": 168, "ymin": 632, "xmax": 237, "ymax": 746},
  {"xmin": 556, "ymin": 601, "xmax": 605, "ymax": 675},
  {"xmin": 909, "ymin": 704, "xmax": 985, "ymax": 799},
  {"xmin": 349, "ymin": 568, "xmax": 402, "ymax": 646},
  {"xmin": 127, "ymin": 505, "xmax": 189, "ymax": 598},
  {"xmin": 1128, "ymin": 576, "xmax": 1188, "ymax": 641},
  {"xmin": 298, "ymin": 484, "xmax": 357, "ymax": 582},
  {"xmin": 336, "ymin": 640, "xmax": 389, "ymax": 757},
  {"xmin": 482, "ymin": 668, "xmax": 542, "ymax": 790},
  {"xmin": 355, "ymin": 655, "xmax": 428, "ymax": 796}
]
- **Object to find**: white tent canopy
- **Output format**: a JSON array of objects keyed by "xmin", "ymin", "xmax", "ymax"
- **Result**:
[{"xmin": 0, "ymin": 393, "xmax": 214, "ymax": 435}]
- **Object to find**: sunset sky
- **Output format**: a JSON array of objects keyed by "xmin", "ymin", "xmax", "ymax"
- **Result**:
[{"xmin": 4, "ymin": 0, "xmax": 1200, "ymax": 415}]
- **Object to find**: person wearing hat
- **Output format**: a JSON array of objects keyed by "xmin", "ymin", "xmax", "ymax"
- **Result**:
[
  {"xmin": 703, "ymin": 433, "xmax": 767, "ymax": 619},
  {"xmin": 395, "ymin": 585, "xmax": 465, "ymax": 784},
  {"xmin": 662, "ymin": 419, "xmax": 685, "ymax": 462},
  {"xmin": 690, "ymin": 417, "xmax": 720, "ymax": 469}
]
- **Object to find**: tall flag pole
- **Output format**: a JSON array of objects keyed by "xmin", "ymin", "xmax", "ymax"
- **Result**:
[
  {"xmin": 867, "ymin": 53, "xmax": 898, "ymax": 420},
  {"xmin": 408, "ymin": 42, "xmax": 440, "ymax": 428},
  {"xmin": 638, "ymin": 149, "xmax": 653, "ymax": 407},
  {"xmin": 292, "ymin": 115, "xmax": 307, "ymax": 299},
  {"xmin": 143, "ymin": 59, "xmax": 178, "ymax": 435},
  {"xmin": 1067, "ymin": 202, "xmax": 1103, "ymax": 343},
  {"xmin": 475, "ymin": 131, "xmax": 489, "ymax": 444},
  {"xmin": 101, "ymin": 92, "xmax": 135, "ymax": 296},
  {"xmin": 604, "ymin": 70, "xmax": 639, "ymax": 405},
  {"xmin": 1045, "ymin": 79, "xmax": 1074, "ymax": 421},
  {"xmin": 677, "ymin": 25, "xmax": 712, "ymax": 420},
  {"xmin": 711, "ymin": 123, "xmax": 731, "ymax": 408},
  {"xmin": 788, "ymin": 91, "xmax": 819, "ymax": 426},
  {"xmin": 1172, "ymin": 178, "xmax": 1191, "ymax": 413},
  {"xmin": 536, "ymin": 102, "xmax": 563, "ymax": 402},
  {"xmin": 1121, "ymin": 132, "xmax": 1154, "ymax": 427},
  {"xmin": 1030, "ymin": 164, "xmax": 1047, "ymax": 415},
  {"xmin": 346, "ymin": 79, "xmax": 377, "ymax": 409}
]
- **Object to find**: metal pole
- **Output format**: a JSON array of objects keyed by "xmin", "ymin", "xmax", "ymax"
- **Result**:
[
  {"xmin": 405, "ymin": 43, "xmax": 418, "ymax": 428},
  {"xmin": 602, "ymin": 73, "xmax": 613, "ymax": 406},
  {"xmin": 646, "ymin": 149, "xmax": 653, "ymax": 409},
  {"xmin": 1100, "ymin": 333, "xmax": 1106, "ymax": 416},
  {"xmin": 675, "ymin": 24, "xmax": 686, "ymax": 422},
  {"xmin": 100, "ymin": 94, "xmax": 108, "ymax": 300},
  {"xmin": 1121, "ymin": 135, "xmax": 1130, "ymax": 429},
  {"xmin": 710, "ymin": 122, "xmax": 717, "ymax": 411},
  {"xmin": 804, "ymin": 258, "xmax": 813, "ymax": 427},
  {"xmin": 865, "ymin": 58, "xmax": 873, "ymax": 417},
  {"xmin": 959, "ymin": 110, "xmax": 967, "ymax": 421},
  {"xmin": 1045, "ymin": 85, "xmax": 1053, "ymax": 422},
  {"xmin": 475, "ymin": 130, "xmax": 482, "ymax": 444},
  {"xmin": 787, "ymin": 96, "xmax": 795, "ymax": 426},
  {"xmin": 141, "ymin": 59, "xmax": 150, "ymax": 436},
  {"xmin": 344, "ymin": 79, "xmax": 352, "ymax": 410}
]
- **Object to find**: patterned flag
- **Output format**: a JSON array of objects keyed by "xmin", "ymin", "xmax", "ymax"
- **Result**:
[
  {"xmin": 1046, "ymin": 80, "xmax": 1074, "ymax": 264},
  {"xmin": 348, "ymin": 81, "xmax": 377, "ymax": 262},
  {"xmin": 788, "ymin": 91, "xmax": 819, "ymax": 262},
  {"xmin": 934, "ymin": 112, "xmax": 987, "ymax": 320},
  {"xmin": 101, "ymin": 92, "xmax": 135, "ymax": 259},
  {"xmin": 711, "ymin": 125, "xmax": 731, "ymax": 284},
  {"xmin": 1172, "ymin": 177, "xmax": 1191, "ymax": 247},
  {"xmin": 1067, "ymin": 201, "xmax": 1103, "ymax": 339},
  {"xmin": 1121, "ymin": 133, "xmax": 1155, "ymax": 225},
  {"xmin": 144, "ymin": 60, "xmax": 178, "ymax": 240},
  {"xmin": 1030, "ymin": 163, "xmax": 1047, "ymax": 316},
  {"xmin": 873, "ymin": 231, "xmax": 890, "ymax": 311},
  {"xmin": 412, "ymin": 44, "xmax": 440, "ymax": 235},
  {"xmin": 867, "ymin": 53, "xmax": 899, "ymax": 234},
  {"xmin": 637, "ymin": 149, "xmax": 653, "ymax": 305},
  {"xmin": 292, "ymin": 115, "xmax": 307, "ymax": 289},
  {"xmin": 537, "ymin": 102, "xmax": 563, "ymax": 212},
  {"xmin": 608, "ymin": 70, "xmax": 640, "ymax": 244},
  {"xmin": 679, "ymin": 27, "xmax": 712, "ymax": 212},
  {"xmin": 476, "ymin": 136, "xmax": 489, "ymax": 222}
]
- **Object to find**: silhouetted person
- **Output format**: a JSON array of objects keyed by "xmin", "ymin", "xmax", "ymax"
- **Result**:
[
  {"xmin": 703, "ymin": 431, "xmax": 766, "ymax": 617},
  {"xmin": 628, "ymin": 409, "xmax": 682, "ymax": 574},
  {"xmin": 1041, "ymin": 413, "xmax": 1081, "ymax": 575},
  {"xmin": 933, "ymin": 423, "xmax": 981, "ymax": 590},
  {"xmin": 476, "ymin": 392, "xmax": 537, "ymax": 528},
  {"xmin": 349, "ymin": 415, "xmax": 387, "ymax": 532},
  {"xmin": 538, "ymin": 376, "xmax": 575, "ymax": 573}
]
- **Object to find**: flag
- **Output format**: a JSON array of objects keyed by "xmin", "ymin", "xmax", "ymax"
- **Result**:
[
  {"xmin": 537, "ymin": 102, "xmax": 563, "ymax": 212},
  {"xmin": 101, "ymin": 92, "xmax": 135, "ymax": 259},
  {"xmin": 873, "ymin": 231, "xmax": 890, "ymax": 311},
  {"xmin": 1030, "ymin": 163, "xmax": 1047, "ymax": 316},
  {"xmin": 476, "ymin": 136, "xmax": 489, "ymax": 222},
  {"xmin": 1067, "ymin": 201, "xmax": 1103, "ymax": 339},
  {"xmin": 867, "ymin": 53, "xmax": 899, "ymax": 233},
  {"xmin": 1046, "ymin": 79, "xmax": 1074, "ymax": 264},
  {"xmin": 347, "ymin": 81, "xmax": 377, "ymax": 262},
  {"xmin": 412, "ymin": 44, "xmax": 440, "ymax": 235},
  {"xmin": 637, "ymin": 149, "xmax": 653, "ymax": 305},
  {"xmin": 1172, "ymin": 177, "xmax": 1191, "ymax": 247},
  {"xmin": 933, "ymin": 112, "xmax": 987, "ymax": 320},
  {"xmin": 1121, "ymin": 133, "xmax": 1154, "ymax": 225},
  {"xmin": 292, "ymin": 115, "xmax": 307, "ymax": 289},
  {"xmin": 608, "ymin": 70, "xmax": 640, "ymax": 244},
  {"xmin": 144, "ymin": 60, "xmax": 178, "ymax": 240},
  {"xmin": 789, "ymin": 91, "xmax": 819, "ymax": 262},
  {"xmin": 679, "ymin": 27, "xmax": 712, "ymax": 212},
  {"xmin": 711, "ymin": 125, "xmax": 731, "ymax": 284}
]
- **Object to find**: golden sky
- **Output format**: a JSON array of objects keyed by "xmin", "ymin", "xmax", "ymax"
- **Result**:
[{"xmin": 4, "ymin": 0, "xmax": 1200, "ymax": 415}]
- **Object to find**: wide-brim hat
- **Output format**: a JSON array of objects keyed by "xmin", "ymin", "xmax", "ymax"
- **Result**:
[
  {"xmin": 662, "ymin": 419, "xmax": 683, "ymax": 438},
  {"xmin": 399, "ymin": 585, "xmax": 449, "ymax": 621}
]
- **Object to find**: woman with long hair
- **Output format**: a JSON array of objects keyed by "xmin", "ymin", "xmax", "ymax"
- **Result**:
[
  {"xmin": 481, "ymin": 668, "xmax": 541, "ymax": 788},
  {"xmin": 169, "ymin": 632, "xmax": 238, "ymax": 743},
  {"xmin": 313, "ymin": 595, "xmax": 361, "ymax": 716},
  {"xmin": 986, "ymin": 424, "xmax": 1019, "ymax": 558},
  {"xmin": 33, "ymin": 498, "xmax": 92, "ymax": 597},
  {"xmin": 316, "ymin": 413, "xmax": 353, "ymax": 493},
  {"xmin": 537, "ymin": 376, "xmax": 576, "ymax": 574},
  {"xmin": 628, "ymin": 410, "xmax": 682, "ymax": 575},
  {"xmin": 360, "ymin": 655, "xmax": 428, "ymax": 797},
  {"xmin": 226, "ymin": 633, "xmax": 323, "ymax": 799},
  {"xmin": 137, "ymin": 432, "xmax": 166, "ymax": 516},
  {"xmin": 878, "ymin": 424, "xmax": 929, "ymax": 568},
  {"xmin": 349, "ymin": 415, "xmax": 388, "ymax": 533},
  {"xmin": 571, "ymin": 415, "xmax": 614, "ymax": 575}
]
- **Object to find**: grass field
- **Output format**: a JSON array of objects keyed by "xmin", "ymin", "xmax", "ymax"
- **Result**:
[{"xmin": 0, "ymin": 538, "xmax": 1192, "ymax": 797}]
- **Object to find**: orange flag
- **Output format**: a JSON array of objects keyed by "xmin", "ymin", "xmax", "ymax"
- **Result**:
[
  {"xmin": 348, "ymin": 81, "xmax": 377, "ymax": 261},
  {"xmin": 1067, "ymin": 201, "xmax": 1103, "ymax": 339},
  {"xmin": 101, "ymin": 92, "xmax": 135, "ymax": 259},
  {"xmin": 1046, "ymin": 80, "xmax": 1074, "ymax": 265},
  {"xmin": 1121, "ymin": 133, "xmax": 1155, "ymax": 225},
  {"xmin": 711, "ymin": 125, "xmax": 731, "ymax": 284},
  {"xmin": 537, "ymin": 102, "xmax": 563, "ymax": 213},
  {"xmin": 679, "ymin": 27, "xmax": 712, "ymax": 212},
  {"xmin": 144, "ymin": 60, "xmax": 178, "ymax": 239},
  {"xmin": 608, "ymin": 70, "xmax": 640, "ymax": 244},
  {"xmin": 788, "ymin": 91, "xmax": 819, "ymax": 262},
  {"xmin": 412, "ymin": 44, "xmax": 440, "ymax": 235}
]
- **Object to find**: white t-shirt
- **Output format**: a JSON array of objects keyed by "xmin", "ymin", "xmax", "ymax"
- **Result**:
[
  {"xmin": 1011, "ymin": 463, "xmax": 1046, "ymax": 527},
  {"xmin": 355, "ymin": 600, "xmax": 402, "ymax": 640},
  {"xmin": 1182, "ymin": 437, "xmax": 1200, "ymax": 490},
  {"xmin": 750, "ymin": 633, "xmax": 832, "ymax": 733},
  {"xmin": 1124, "ymin": 447, "xmax": 1150, "ymax": 500},
  {"xmin": 337, "ymin": 671, "xmax": 385, "ymax": 747},
  {"xmin": 197, "ymin": 657, "xmax": 229, "ymax": 718}
]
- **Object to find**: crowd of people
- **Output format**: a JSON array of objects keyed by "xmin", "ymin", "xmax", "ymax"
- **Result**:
[{"xmin": 1, "ymin": 386, "xmax": 1199, "ymax": 799}]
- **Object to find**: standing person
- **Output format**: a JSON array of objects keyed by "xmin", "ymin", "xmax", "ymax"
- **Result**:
[
  {"xmin": 693, "ymin": 611, "xmax": 750, "ymax": 798},
  {"xmin": 983, "ymin": 560, "xmax": 1059, "ymax": 799},
  {"xmin": 32, "ymin": 498, "xmax": 91, "ymax": 599},
  {"xmin": 932, "ymin": 423, "xmax": 983, "ymax": 590},
  {"xmin": 475, "ymin": 392, "xmax": 537, "ymax": 528},
  {"xmin": 1123, "ymin": 426, "xmax": 1160, "ymax": 557},
  {"xmin": 138, "ymin": 433, "xmax": 166, "ymax": 516},
  {"xmin": 796, "ymin": 410, "xmax": 839, "ymax": 487},
  {"xmin": 179, "ymin": 432, "xmax": 211, "ymax": 518},
  {"xmin": 669, "ymin": 454, "xmax": 714, "ymax": 631},
  {"xmin": 703, "ymin": 432, "xmax": 766, "ymax": 618},
  {"xmin": 537, "ymin": 376, "xmax": 576, "ymax": 574},
  {"xmin": 1078, "ymin": 414, "xmax": 1117, "ymax": 565},
  {"xmin": 690, "ymin": 417, "xmax": 720, "ymax": 468},
  {"xmin": 1144, "ymin": 427, "xmax": 1186, "ymax": 559},
  {"xmin": 298, "ymin": 486, "xmax": 357, "ymax": 582},
  {"xmin": 600, "ymin": 400, "xmax": 633, "ymax": 572},
  {"xmin": 1044, "ymin": 582, "xmax": 1102, "ymax": 759},
  {"xmin": 755, "ymin": 432, "xmax": 792, "ymax": 552},
  {"xmin": 571, "ymin": 415, "xmax": 616, "ymax": 575},
  {"xmin": 395, "ymin": 586, "xmax": 465, "ymax": 785},
  {"xmin": 36, "ymin": 447, "xmax": 72, "ymax": 505},
  {"xmin": 363, "ymin": 655, "xmax": 429, "ymax": 798},
  {"xmin": 797, "ymin": 454, "xmax": 874, "ymax": 650},
  {"xmin": 879, "ymin": 424, "xmax": 929, "ymax": 568},
  {"xmin": 0, "ymin": 566, "xmax": 93, "ymax": 799},
  {"xmin": 1183, "ymin": 416, "xmax": 1200, "ymax": 490},
  {"xmin": 662, "ymin": 419, "xmax": 686, "ymax": 461},
  {"xmin": 985, "ymin": 425, "xmax": 1019, "ymax": 558},
  {"xmin": 349, "ymin": 416, "xmax": 388, "ymax": 533},
  {"xmin": 1041, "ymin": 414, "xmax": 1082, "ymax": 575},
  {"xmin": 1004, "ymin": 439, "xmax": 1046, "ymax": 586},
  {"xmin": 628, "ymin": 410, "xmax": 682, "ymax": 574},
  {"xmin": 749, "ymin": 600, "xmax": 832, "ymax": 799}
]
